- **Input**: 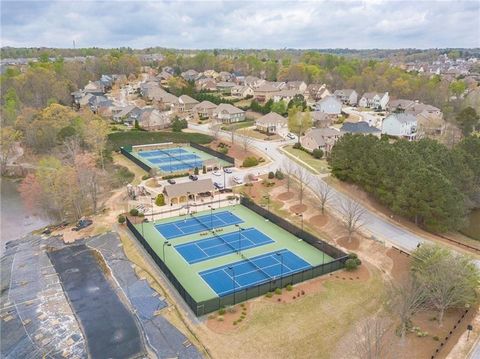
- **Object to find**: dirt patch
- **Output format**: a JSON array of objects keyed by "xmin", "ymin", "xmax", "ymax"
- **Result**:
[
  {"xmin": 277, "ymin": 191, "xmax": 295, "ymax": 201},
  {"xmin": 309, "ymin": 214, "xmax": 329, "ymax": 228},
  {"xmin": 206, "ymin": 302, "xmax": 253, "ymax": 333},
  {"xmin": 290, "ymin": 204, "xmax": 308, "ymax": 214},
  {"xmin": 386, "ymin": 248, "xmax": 411, "ymax": 283},
  {"xmin": 337, "ymin": 235, "xmax": 360, "ymax": 251}
]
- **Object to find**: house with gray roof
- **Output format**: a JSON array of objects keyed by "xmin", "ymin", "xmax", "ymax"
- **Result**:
[
  {"xmin": 333, "ymin": 89, "xmax": 358, "ymax": 106},
  {"xmin": 300, "ymin": 128, "xmax": 344, "ymax": 153},
  {"xmin": 255, "ymin": 112, "xmax": 288, "ymax": 137},
  {"xmin": 193, "ymin": 101, "xmax": 218, "ymax": 119},
  {"xmin": 175, "ymin": 95, "xmax": 199, "ymax": 113},
  {"xmin": 381, "ymin": 113, "xmax": 417, "ymax": 140},
  {"xmin": 213, "ymin": 104, "xmax": 245, "ymax": 123},
  {"xmin": 314, "ymin": 95, "xmax": 343, "ymax": 115},
  {"xmin": 341, "ymin": 121, "xmax": 381, "ymax": 137},
  {"xmin": 359, "ymin": 92, "xmax": 389, "ymax": 110}
]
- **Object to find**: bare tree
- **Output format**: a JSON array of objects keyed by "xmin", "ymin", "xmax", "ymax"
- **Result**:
[
  {"xmin": 240, "ymin": 134, "xmax": 252, "ymax": 154},
  {"xmin": 339, "ymin": 198, "xmax": 366, "ymax": 242},
  {"xmin": 282, "ymin": 158, "xmax": 296, "ymax": 193},
  {"xmin": 295, "ymin": 166, "xmax": 311, "ymax": 205},
  {"xmin": 230, "ymin": 127, "xmax": 236, "ymax": 144},
  {"xmin": 354, "ymin": 316, "xmax": 392, "ymax": 359},
  {"xmin": 209, "ymin": 123, "xmax": 221, "ymax": 141},
  {"xmin": 385, "ymin": 279, "xmax": 426, "ymax": 339},
  {"xmin": 63, "ymin": 135, "xmax": 82, "ymax": 165},
  {"xmin": 314, "ymin": 178, "xmax": 332, "ymax": 214}
]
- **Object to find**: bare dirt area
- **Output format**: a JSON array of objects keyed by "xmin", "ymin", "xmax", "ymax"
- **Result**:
[
  {"xmin": 386, "ymin": 247, "xmax": 411, "ymax": 283},
  {"xmin": 277, "ymin": 191, "xmax": 295, "ymax": 201},
  {"xmin": 309, "ymin": 214, "xmax": 329, "ymax": 228},
  {"xmin": 289, "ymin": 203, "xmax": 308, "ymax": 213},
  {"xmin": 336, "ymin": 235, "xmax": 360, "ymax": 251}
]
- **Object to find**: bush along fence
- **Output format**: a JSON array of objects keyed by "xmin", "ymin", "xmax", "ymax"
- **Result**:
[
  {"xmin": 120, "ymin": 146, "xmax": 152, "ymax": 172},
  {"xmin": 189, "ymin": 142, "xmax": 235, "ymax": 167},
  {"xmin": 126, "ymin": 198, "xmax": 348, "ymax": 316}
]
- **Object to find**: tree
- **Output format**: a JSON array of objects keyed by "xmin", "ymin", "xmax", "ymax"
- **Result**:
[
  {"xmin": 155, "ymin": 194, "xmax": 166, "ymax": 206},
  {"xmin": 288, "ymin": 105, "xmax": 312, "ymax": 142},
  {"xmin": 84, "ymin": 117, "xmax": 109, "ymax": 170},
  {"xmin": 411, "ymin": 244, "xmax": 480, "ymax": 326},
  {"xmin": 339, "ymin": 198, "xmax": 366, "ymax": 242},
  {"xmin": 386, "ymin": 279, "xmax": 426, "ymax": 339},
  {"xmin": 314, "ymin": 179, "xmax": 332, "ymax": 214},
  {"xmin": 312, "ymin": 148, "xmax": 323, "ymax": 159},
  {"xmin": 353, "ymin": 316, "xmax": 392, "ymax": 359},
  {"xmin": 456, "ymin": 107, "xmax": 479, "ymax": 136},
  {"xmin": 209, "ymin": 122, "xmax": 221, "ymax": 141},
  {"xmin": 282, "ymin": 159, "xmax": 296, "ymax": 193},
  {"xmin": 295, "ymin": 166, "xmax": 310, "ymax": 205},
  {"xmin": 0, "ymin": 126, "xmax": 22, "ymax": 175},
  {"xmin": 240, "ymin": 133, "xmax": 253, "ymax": 153},
  {"xmin": 74, "ymin": 154, "xmax": 106, "ymax": 214},
  {"xmin": 172, "ymin": 117, "xmax": 188, "ymax": 132},
  {"xmin": 271, "ymin": 100, "xmax": 287, "ymax": 115}
]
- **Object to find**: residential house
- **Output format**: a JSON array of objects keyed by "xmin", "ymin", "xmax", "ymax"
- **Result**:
[
  {"xmin": 306, "ymin": 84, "xmax": 331, "ymax": 101},
  {"xmin": 381, "ymin": 113, "xmax": 417, "ymax": 140},
  {"xmin": 138, "ymin": 109, "xmax": 171, "ymax": 130},
  {"xmin": 203, "ymin": 69, "xmax": 219, "ymax": 79},
  {"xmin": 272, "ymin": 89, "xmax": 302, "ymax": 103},
  {"xmin": 218, "ymin": 71, "xmax": 234, "ymax": 82},
  {"xmin": 255, "ymin": 112, "xmax": 288, "ymax": 137},
  {"xmin": 100, "ymin": 75, "xmax": 113, "ymax": 91},
  {"xmin": 163, "ymin": 179, "xmax": 215, "ymax": 205},
  {"xmin": 140, "ymin": 81, "xmax": 161, "ymax": 97},
  {"xmin": 112, "ymin": 105, "xmax": 136, "ymax": 122},
  {"xmin": 88, "ymin": 95, "xmax": 112, "ymax": 114},
  {"xmin": 195, "ymin": 78, "xmax": 217, "ymax": 91},
  {"xmin": 405, "ymin": 102, "xmax": 445, "ymax": 136},
  {"xmin": 84, "ymin": 81, "xmax": 105, "ymax": 95},
  {"xmin": 271, "ymin": 81, "xmax": 287, "ymax": 90},
  {"xmin": 388, "ymin": 99, "xmax": 415, "ymax": 112},
  {"xmin": 300, "ymin": 128, "xmax": 344, "ymax": 153},
  {"xmin": 254, "ymin": 83, "xmax": 280, "ymax": 102},
  {"xmin": 314, "ymin": 96, "xmax": 343, "ymax": 115},
  {"xmin": 340, "ymin": 121, "xmax": 381, "ymax": 137},
  {"xmin": 244, "ymin": 76, "xmax": 265, "ymax": 88},
  {"xmin": 333, "ymin": 89, "xmax": 358, "ymax": 106},
  {"xmin": 156, "ymin": 70, "xmax": 173, "ymax": 85},
  {"xmin": 175, "ymin": 95, "xmax": 199, "ymax": 113},
  {"xmin": 286, "ymin": 81, "xmax": 308, "ymax": 93},
  {"xmin": 193, "ymin": 101, "xmax": 218, "ymax": 119},
  {"xmin": 213, "ymin": 104, "xmax": 245, "ymax": 123},
  {"xmin": 231, "ymin": 85, "xmax": 254, "ymax": 98},
  {"xmin": 181, "ymin": 69, "xmax": 199, "ymax": 82},
  {"xmin": 147, "ymin": 87, "xmax": 179, "ymax": 111},
  {"xmin": 311, "ymin": 112, "xmax": 334, "ymax": 128},
  {"xmin": 216, "ymin": 82, "xmax": 236, "ymax": 95},
  {"xmin": 359, "ymin": 92, "xmax": 389, "ymax": 110}
]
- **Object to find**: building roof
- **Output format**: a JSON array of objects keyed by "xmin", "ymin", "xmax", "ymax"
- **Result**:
[
  {"xmin": 304, "ymin": 128, "xmax": 344, "ymax": 146},
  {"xmin": 310, "ymin": 111, "xmax": 333, "ymax": 123},
  {"xmin": 213, "ymin": 103, "xmax": 244, "ymax": 115},
  {"xmin": 178, "ymin": 94, "xmax": 199, "ymax": 105},
  {"xmin": 255, "ymin": 83, "xmax": 280, "ymax": 93},
  {"xmin": 193, "ymin": 100, "xmax": 217, "ymax": 111},
  {"xmin": 341, "ymin": 121, "xmax": 381, "ymax": 134},
  {"xmin": 216, "ymin": 81, "xmax": 236, "ymax": 88},
  {"xmin": 256, "ymin": 112, "xmax": 287, "ymax": 126},
  {"xmin": 388, "ymin": 99, "xmax": 415, "ymax": 110},
  {"xmin": 316, "ymin": 95, "xmax": 342, "ymax": 105},
  {"xmin": 361, "ymin": 92, "xmax": 378, "ymax": 100},
  {"xmin": 385, "ymin": 113, "xmax": 417, "ymax": 124},
  {"xmin": 334, "ymin": 89, "xmax": 356, "ymax": 97},
  {"xmin": 163, "ymin": 179, "xmax": 214, "ymax": 198},
  {"xmin": 274, "ymin": 89, "xmax": 301, "ymax": 98}
]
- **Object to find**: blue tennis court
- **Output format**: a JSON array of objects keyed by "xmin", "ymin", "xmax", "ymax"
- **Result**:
[
  {"xmin": 175, "ymin": 228, "xmax": 275, "ymax": 264},
  {"xmin": 138, "ymin": 148, "xmax": 188, "ymax": 158},
  {"xmin": 200, "ymin": 249, "xmax": 311, "ymax": 296},
  {"xmin": 138, "ymin": 148, "xmax": 202, "ymax": 172},
  {"xmin": 155, "ymin": 211, "xmax": 244, "ymax": 239}
]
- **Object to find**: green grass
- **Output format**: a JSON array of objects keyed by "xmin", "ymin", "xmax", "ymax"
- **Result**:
[
  {"xmin": 134, "ymin": 204, "xmax": 334, "ymax": 302},
  {"xmin": 283, "ymin": 145, "xmax": 330, "ymax": 174},
  {"xmin": 221, "ymin": 120, "xmax": 254, "ymax": 131},
  {"xmin": 107, "ymin": 130, "xmax": 213, "ymax": 151}
]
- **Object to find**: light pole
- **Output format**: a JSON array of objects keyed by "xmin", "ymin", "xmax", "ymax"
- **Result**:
[
  {"xmin": 276, "ymin": 252, "xmax": 283, "ymax": 287},
  {"xmin": 263, "ymin": 194, "xmax": 270, "ymax": 212},
  {"xmin": 186, "ymin": 191, "xmax": 190, "ymax": 214},
  {"xmin": 296, "ymin": 213, "xmax": 304, "ymax": 232},
  {"xmin": 162, "ymin": 241, "xmax": 172, "ymax": 263},
  {"xmin": 150, "ymin": 197, "xmax": 155, "ymax": 221},
  {"xmin": 229, "ymin": 266, "xmax": 236, "ymax": 304},
  {"xmin": 235, "ymin": 224, "xmax": 244, "ymax": 253},
  {"xmin": 208, "ymin": 205, "xmax": 215, "ymax": 230}
]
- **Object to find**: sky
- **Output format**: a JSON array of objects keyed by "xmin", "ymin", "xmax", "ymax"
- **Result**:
[{"xmin": 1, "ymin": 0, "xmax": 479, "ymax": 49}]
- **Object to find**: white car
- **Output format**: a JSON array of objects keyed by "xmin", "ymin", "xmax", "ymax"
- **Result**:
[
  {"xmin": 287, "ymin": 133, "xmax": 296, "ymax": 140},
  {"xmin": 233, "ymin": 176, "xmax": 243, "ymax": 184},
  {"xmin": 212, "ymin": 170, "xmax": 222, "ymax": 176},
  {"xmin": 223, "ymin": 167, "xmax": 233, "ymax": 174}
]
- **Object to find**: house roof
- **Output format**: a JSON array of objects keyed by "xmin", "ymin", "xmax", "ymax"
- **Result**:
[
  {"xmin": 256, "ymin": 112, "xmax": 287, "ymax": 126},
  {"xmin": 316, "ymin": 95, "xmax": 342, "ymax": 105},
  {"xmin": 216, "ymin": 81, "xmax": 236, "ymax": 88},
  {"xmin": 193, "ymin": 101, "xmax": 217, "ymax": 111},
  {"xmin": 406, "ymin": 103, "xmax": 441, "ymax": 115},
  {"xmin": 361, "ymin": 92, "xmax": 378, "ymax": 100},
  {"xmin": 341, "ymin": 121, "xmax": 380, "ymax": 134},
  {"xmin": 385, "ymin": 113, "xmax": 417, "ymax": 124},
  {"xmin": 274, "ymin": 89, "xmax": 301, "ymax": 98},
  {"xmin": 213, "ymin": 103, "xmax": 244, "ymax": 115},
  {"xmin": 389, "ymin": 99, "xmax": 415, "ymax": 110},
  {"xmin": 255, "ymin": 83, "xmax": 280, "ymax": 93},
  {"xmin": 304, "ymin": 128, "xmax": 344, "ymax": 146},
  {"xmin": 310, "ymin": 111, "xmax": 333, "ymax": 123},
  {"xmin": 179, "ymin": 95, "xmax": 199, "ymax": 105},
  {"xmin": 163, "ymin": 179, "xmax": 214, "ymax": 198},
  {"xmin": 334, "ymin": 89, "xmax": 356, "ymax": 97}
]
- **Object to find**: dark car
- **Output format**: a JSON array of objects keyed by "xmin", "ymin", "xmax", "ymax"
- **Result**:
[
  {"xmin": 72, "ymin": 219, "xmax": 93, "ymax": 231},
  {"xmin": 189, "ymin": 175, "xmax": 198, "ymax": 181},
  {"xmin": 167, "ymin": 179, "xmax": 176, "ymax": 184}
]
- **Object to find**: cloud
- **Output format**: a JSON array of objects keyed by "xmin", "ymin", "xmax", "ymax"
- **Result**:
[{"xmin": 1, "ymin": 0, "xmax": 479, "ymax": 49}]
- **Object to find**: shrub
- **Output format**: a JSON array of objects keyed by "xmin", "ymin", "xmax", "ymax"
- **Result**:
[
  {"xmin": 162, "ymin": 172, "xmax": 189, "ymax": 180},
  {"xmin": 268, "ymin": 171, "xmax": 275, "ymax": 179},
  {"xmin": 218, "ymin": 308, "xmax": 226, "ymax": 315},
  {"xmin": 242, "ymin": 157, "xmax": 259, "ymax": 167},
  {"xmin": 345, "ymin": 258, "xmax": 359, "ymax": 271},
  {"xmin": 202, "ymin": 165, "xmax": 206, "ymax": 174},
  {"xmin": 129, "ymin": 208, "xmax": 139, "ymax": 216},
  {"xmin": 275, "ymin": 169, "xmax": 284, "ymax": 180},
  {"xmin": 142, "ymin": 174, "xmax": 150, "ymax": 180},
  {"xmin": 172, "ymin": 117, "xmax": 188, "ymax": 132},
  {"xmin": 155, "ymin": 194, "xmax": 166, "ymax": 206},
  {"xmin": 312, "ymin": 148, "xmax": 324, "ymax": 159},
  {"xmin": 286, "ymin": 284, "xmax": 293, "ymax": 291},
  {"xmin": 217, "ymin": 316, "xmax": 224, "ymax": 322},
  {"xmin": 293, "ymin": 142, "xmax": 302, "ymax": 149},
  {"xmin": 274, "ymin": 288, "xmax": 282, "ymax": 295},
  {"xmin": 138, "ymin": 212, "xmax": 145, "ymax": 218},
  {"xmin": 218, "ymin": 146, "xmax": 228, "ymax": 154},
  {"xmin": 433, "ymin": 336, "xmax": 439, "ymax": 341},
  {"xmin": 117, "ymin": 214, "xmax": 126, "ymax": 224},
  {"xmin": 348, "ymin": 252, "xmax": 362, "ymax": 266},
  {"xmin": 265, "ymin": 292, "xmax": 273, "ymax": 298},
  {"xmin": 194, "ymin": 167, "xmax": 199, "ymax": 175}
]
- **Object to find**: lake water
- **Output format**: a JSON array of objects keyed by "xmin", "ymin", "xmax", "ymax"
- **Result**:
[{"xmin": 1, "ymin": 178, "xmax": 49, "ymax": 255}]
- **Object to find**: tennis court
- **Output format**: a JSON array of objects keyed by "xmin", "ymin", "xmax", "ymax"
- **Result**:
[
  {"xmin": 155, "ymin": 211, "xmax": 244, "ymax": 239},
  {"xmin": 200, "ymin": 249, "xmax": 311, "ymax": 296},
  {"xmin": 175, "ymin": 228, "xmax": 274, "ymax": 264}
]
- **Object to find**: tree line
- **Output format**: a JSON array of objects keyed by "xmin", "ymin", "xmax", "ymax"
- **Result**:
[{"xmin": 329, "ymin": 134, "xmax": 480, "ymax": 232}]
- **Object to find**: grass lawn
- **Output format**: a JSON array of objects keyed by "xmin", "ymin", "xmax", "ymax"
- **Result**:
[
  {"xmin": 237, "ymin": 127, "xmax": 282, "ymax": 141},
  {"xmin": 112, "ymin": 152, "xmax": 147, "ymax": 185},
  {"xmin": 107, "ymin": 130, "xmax": 213, "ymax": 151},
  {"xmin": 221, "ymin": 120, "xmax": 255, "ymax": 131},
  {"xmin": 283, "ymin": 145, "xmax": 330, "ymax": 174}
]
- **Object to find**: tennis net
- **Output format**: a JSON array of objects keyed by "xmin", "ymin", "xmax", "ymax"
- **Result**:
[{"xmin": 158, "ymin": 148, "xmax": 199, "ymax": 168}]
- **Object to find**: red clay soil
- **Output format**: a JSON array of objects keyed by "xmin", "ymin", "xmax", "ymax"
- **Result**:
[
  {"xmin": 386, "ymin": 248, "xmax": 412, "ymax": 283},
  {"xmin": 337, "ymin": 235, "xmax": 360, "ymax": 251},
  {"xmin": 309, "ymin": 214, "xmax": 329, "ymax": 228},
  {"xmin": 290, "ymin": 204, "xmax": 308, "ymax": 213},
  {"xmin": 277, "ymin": 191, "xmax": 295, "ymax": 201}
]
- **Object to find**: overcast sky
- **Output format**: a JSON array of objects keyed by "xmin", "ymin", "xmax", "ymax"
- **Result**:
[{"xmin": 2, "ymin": 0, "xmax": 479, "ymax": 49}]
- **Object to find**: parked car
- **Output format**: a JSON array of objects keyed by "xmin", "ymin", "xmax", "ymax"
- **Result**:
[
  {"xmin": 167, "ymin": 179, "xmax": 176, "ymax": 184},
  {"xmin": 189, "ymin": 174, "xmax": 198, "ymax": 181},
  {"xmin": 223, "ymin": 167, "xmax": 233, "ymax": 174},
  {"xmin": 233, "ymin": 176, "xmax": 243, "ymax": 184},
  {"xmin": 214, "ymin": 182, "xmax": 224, "ymax": 189},
  {"xmin": 72, "ymin": 219, "xmax": 93, "ymax": 231},
  {"xmin": 212, "ymin": 170, "xmax": 222, "ymax": 176},
  {"xmin": 287, "ymin": 133, "xmax": 296, "ymax": 139}
]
